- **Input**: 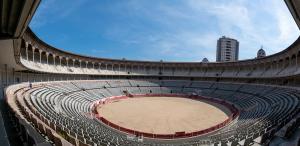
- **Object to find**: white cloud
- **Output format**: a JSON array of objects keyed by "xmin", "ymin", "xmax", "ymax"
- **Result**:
[
  {"xmin": 31, "ymin": 0, "xmax": 300, "ymax": 62},
  {"xmin": 30, "ymin": 0, "xmax": 86, "ymax": 29},
  {"xmin": 183, "ymin": 0, "xmax": 299, "ymax": 60},
  {"xmin": 127, "ymin": 0, "xmax": 298, "ymax": 61}
]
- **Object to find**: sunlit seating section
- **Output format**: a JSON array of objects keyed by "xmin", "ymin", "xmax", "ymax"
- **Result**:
[{"xmin": 7, "ymin": 80, "xmax": 300, "ymax": 146}]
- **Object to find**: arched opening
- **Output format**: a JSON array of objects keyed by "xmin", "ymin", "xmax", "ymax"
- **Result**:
[
  {"xmin": 20, "ymin": 40, "xmax": 27, "ymax": 59},
  {"xmin": 48, "ymin": 54, "xmax": 54, "ymax": 65},
  {"xmin": 27, "ymin": 44, "xmax": 34, "ymax": 61},
  {"xmin": 41, "ymin": 52, "xmax": 47, "ymax": 64}
]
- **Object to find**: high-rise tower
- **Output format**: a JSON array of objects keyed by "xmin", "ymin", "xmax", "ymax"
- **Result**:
[{"xmin": 216, "ymin": 36, "xmax": 239, "ymax": 62}]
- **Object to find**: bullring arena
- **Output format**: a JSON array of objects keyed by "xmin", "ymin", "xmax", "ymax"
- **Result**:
[
  {"xmin": 1, "ymin": 0, "xmax": 300, "ymax": 146},
  {"xmin": 96, "ymin": 96, "xmax": 232, "ymax": 135}
]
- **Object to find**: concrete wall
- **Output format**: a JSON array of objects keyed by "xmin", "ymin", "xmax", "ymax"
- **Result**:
[
  {"xmin": 0, "ymin": 64, "xmax": 16, "ymax": 100},
  {"xmin": 0, "ymin": 69, "xmax": 3, "ymax": 99},
  {"xmin": 0, "ymin": 65, "xmax": 5, "ymax": 100}
]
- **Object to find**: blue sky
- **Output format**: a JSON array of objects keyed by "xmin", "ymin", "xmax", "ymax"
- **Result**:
[{"xmin": 30, "ymin": 0, "xmax": 300, "ymax": 62}]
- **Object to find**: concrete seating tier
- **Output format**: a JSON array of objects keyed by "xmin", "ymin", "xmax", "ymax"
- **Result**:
[{"xmin": 6, "ymin": 80, "xmax": 300, "ymax": 146}]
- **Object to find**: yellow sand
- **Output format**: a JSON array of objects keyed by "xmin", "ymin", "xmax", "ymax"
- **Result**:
[{"xmin": 97, "ymin": 97, "xmax": 230, "ymax": 134}]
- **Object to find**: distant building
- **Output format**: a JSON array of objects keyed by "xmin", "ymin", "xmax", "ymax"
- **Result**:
[
  {"xmin": 202, "ymin": 58, "xmax": 209, "ymax": 63},
  {"xmin": 257, "ymin": 47, "xmax": 266, "ymax": 58},
  {"xmin": 216, "ymin": 36, "xmax": 239, "ymax": 62}
]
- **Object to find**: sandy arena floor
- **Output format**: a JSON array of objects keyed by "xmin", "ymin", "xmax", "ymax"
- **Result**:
[{"xmin": 97, "ymin": 96, "xmax": 231, "ymax": 134}]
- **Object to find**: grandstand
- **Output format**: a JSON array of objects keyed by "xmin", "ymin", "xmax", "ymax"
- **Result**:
[{"xmin": 1, "ymin": 0, "xmax": 300, "ymax": 146}]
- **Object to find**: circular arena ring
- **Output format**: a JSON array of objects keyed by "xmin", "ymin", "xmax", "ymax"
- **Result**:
[
  {"xmin": 93, "ymin": 94, "xmax": 239, "ymax": 139},
  {"xmin": 5, "ymin": 80, "xmax": 300, "ymax": 146}
]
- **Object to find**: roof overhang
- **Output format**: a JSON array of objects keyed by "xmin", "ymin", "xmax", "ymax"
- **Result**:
[
  {"xmin": 0, "ymin": 0, "xmax": 40, "ymax": 39},
  {"xmin": 285, "ymin": 0, "xmax": 300, "ymax": 30}
]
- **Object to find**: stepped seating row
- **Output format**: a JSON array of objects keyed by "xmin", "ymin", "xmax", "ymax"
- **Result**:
[{"xmin": 6, "ymin": 80, "xmax": 300, "ymax": 146}]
